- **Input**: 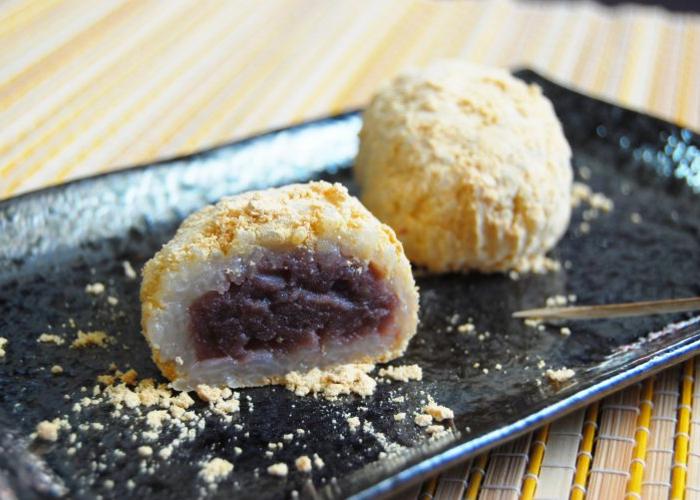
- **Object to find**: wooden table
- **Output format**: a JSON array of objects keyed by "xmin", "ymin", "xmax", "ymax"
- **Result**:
[{"xmin": 1, "ymin": 1, "xmax": 698, "ymax": 498}]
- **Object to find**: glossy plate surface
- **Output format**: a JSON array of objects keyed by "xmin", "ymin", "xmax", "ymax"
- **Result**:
[{"xmin": 0, "ymin": 71, "xmax": 699, "ymax": 500}]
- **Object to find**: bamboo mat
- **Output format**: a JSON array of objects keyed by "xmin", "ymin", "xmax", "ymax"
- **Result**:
[{"xmin": 1, "ymin": 1, "xmax": 699, "ymax": 498}]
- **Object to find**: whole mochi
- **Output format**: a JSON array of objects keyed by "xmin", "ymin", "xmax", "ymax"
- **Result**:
[{"xmin": 355, "ymin": 61, "xmax": 573, "ymax": 273}]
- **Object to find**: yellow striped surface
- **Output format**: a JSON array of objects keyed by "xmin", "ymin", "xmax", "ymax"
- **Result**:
[
  {"xmin": 2, "ymin": 2, "xmax": 700, "ymax": 499},
  {"xmin": 1, "ymin": 0, "xmax": 699, "ymax": 199},
  {"xmin": 626, "ymin": 379, "xmax": 654, "ymax": 498}
]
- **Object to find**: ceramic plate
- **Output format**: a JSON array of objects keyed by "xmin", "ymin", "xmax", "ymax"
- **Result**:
[{"xmin": 0, "ymin": 70, "xmax": 699, "ymax": 499}]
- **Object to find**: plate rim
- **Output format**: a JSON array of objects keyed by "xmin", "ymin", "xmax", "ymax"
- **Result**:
[{"xmin": 353, "ymin": 317, "xmax": 700, "ymax": 499}]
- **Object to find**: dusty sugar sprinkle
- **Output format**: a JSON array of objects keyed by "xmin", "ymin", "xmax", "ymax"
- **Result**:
[
  {"xmin": 85, "ymin": 283, "xmax": 105, "ymax": 295},
  {"xmin": 138, "ymin": 446, "xmax": 153, "ymax": 457},
  {"xmin": 283, "ymin": 364, "xmax": 376, "ymax": 400},
  {"xmin": 36, "ymin": 418, "xmax": 70, "ymax": 442},
  {"xmin": 267, "ymin": 463, "xmax": 288, "ymax": 477},
  {"xmin": 571, "ymin": 182, "xmax": 614, "ymax": 211},
  {"xmin": 346, "ymin": 416, "xmax": 361, "ymax": 432},
  {"xmin": 38, "ymin": 333, "xmax": 65, "ymax": 345},
  {"xmin": 377, "ymin": 364, "xmax": 422, "ymax": 382},
  {"xmin": 312, "ymin": 453, "xmax": 324, "ymax": 469},
  {"xmin": 422, "ymin": 402, "xmax": 454, "ymax": 421},
  {"xmin": 295, "ymin": 455, "xmax": 312, "ymax": 473},
  {"xmin": 71, "ymin": 330, "xmax": 111, "ymax": 349},
  {"xmin": 546, "ymin": 367, "xmax": 575, "ymax": 383},
  {"xmin": 414, "ymin": 414, "xmax": 432, "ymax": 427},
  {"xmin": 122, "ymin": 260, "xmax": 137, "ymax": 279},
  {"xmin": 199, "ymin": 458, "xmax": 233, "ymax": 483}
]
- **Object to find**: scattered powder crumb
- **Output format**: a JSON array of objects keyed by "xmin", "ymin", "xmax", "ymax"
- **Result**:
[
  {"xmin": 571, "ymin": 182, "xmax": 614, "ymax": 212},
  {"xmin": 590, "ymin": 193, "xmax": 614, "ymax": 212},
  {"xmin": 282, "ymin": 433, "xmax": 294, "ymax": 442},
  {"xmin": 212, "ymin": 398, "xmax": 240, "ymax": 416},
  {"xmin": 578, "ymin": 165, "xmax": 592, "ymax": 180},
  {"xmin": 537, "ymin": 360, "xmax": 546, "ymax": 369},
  {"xmin": 524, "ymin": 318, "xmax": 542, "ymax": 329},
  {"xmin": 138, "ymin": 446, "xmax": 153, "ymax": 457},
  {"xmin": 36, "ymin": 418, "xmax": 69, "ymax": 441},
  {"xmin": 97, "ymin": 374, "xmax": 116, "ymax": 386},
  {"xmin": 85, "ymin": 282, "xmax": 105, "ymax": 295},
  {"xmin": 482, "ymin": 368, "xmax": 489, "ymax": 375},
  {"xmin": 391, "ymin": 395, "xmax": 405, "ymax": 403},
  {"xmin": 560, "ymin": 327, "xmax": 572, "ymax": 336},
  {"xmin": 546, "ymin": 295, "xmax": 569, "ymax": 307},
  {"xmin": 283, "ymin": 364, "xmax": 376, "ymax": 400},
  {"xmin": 495, "ymin": 363, "xmax": 503, "ymax": 371},
  {"xmin": 123, "ymin": 260, "xmax": 137, "ymax": 280},
  {"xmin": 171, "ymin": 391, "xmax": 195, "ymax": 409},
  {"xmin": 71, "ymin": 330, "xmax": 111, "ymax": 349},
  {"xmin": 193, "ymin": 385, "xmax": 240, "ymax": 417},
  {"xmin": 267, "ymin": 463, "xmax": 288, "ymax": 477},
  {"xmin": 199, "ymin": 458, "xmax": 233, "ymax": 483},
  {"xmin": 295, "ymin": 456, "xmax": 312, "ymax": 473},
  {"xmin": 195, "ymin": 384, "xmax": 222, "ymax": 403},
  {"xmin": 175, "ymin": 356, "xmax": 184, "ymax": 366},
  {"xmin": 51, "ymin": 365, "xmax": 64, "ymax": 375},
  {"xmin": 546, "ymin": 367, "xmax": 576, "ymax": 383},
  {"xmin": 159, "ymin": 446, "xmax": 173, "ymax": 459},
  {"xmin": 120, "ymin": 369, "xmax": 139, "ymax": 386},
  {"xmin": 377, "ymin": 364, "xmax": 423, "ymax": 382},
  {"xmin": 425, "ymin": 425, "xmax": 446, "ymax": 436},
  {"xmin": 312, "ymin": 454, "xmax": 324, "ymax": 469},
  {"xmin": 393, "ymin": 412, "xmax": 406, "ymax": 422},
  {"xmin": 142, "ymin": 430, "xmax": 158, "ymax": 441},
  {"xmin": 630, "ymin": 212, "xmax": 642, "ymax": 224},
  {"xmin": 234, "ymin": 447, "xmax": 242, "ymax": 456},
  {"xmin": 0, "ymin": 337, "xmax": 6, "ymax": 357},
  {"xmin": 571, "ymin": 182, "xmax": 614, "ymax": 236},
  {"xmin": 346, "ymin": 416, "xmax": 361, "ymax": 432},
  {"xmin": 38, "ymin": 333, "xmax": 65, "ymax": 345},
  {"xmin": 107, "ymin": 296, "xmax": 119, "ymax": 306},
  {"xmin": 457, "ymin": 323, "xmax": 475, "ymax": 333},
  {"xmin": 422, "ymin": 403, "xmax": 454, "ymax": 422},
  {"xmin": 414, "ymin": 414, "xmax": 433, "ymax": 427},
  {"xmin": 513, "ymin": 254, "xmax": 561, "ymax": 274},
  {"xmin": 146, "ymin": 410, "xmax": 170, "ymax": 429}
]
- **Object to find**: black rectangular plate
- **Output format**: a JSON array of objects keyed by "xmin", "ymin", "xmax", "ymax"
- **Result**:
[{"xmin": 1, "ymin": 70, "xmax": 699, "ymax": 500}]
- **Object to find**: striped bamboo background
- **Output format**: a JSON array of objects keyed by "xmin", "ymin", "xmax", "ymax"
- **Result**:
[{"xmin": 1, "ymin": 1, "xmax": 698, "ymax": 498}]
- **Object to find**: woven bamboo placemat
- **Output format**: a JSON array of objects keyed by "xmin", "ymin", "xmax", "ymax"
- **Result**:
[{"xmin": 1, "ymin": 1, "xmax": 699, "ymax": 498}]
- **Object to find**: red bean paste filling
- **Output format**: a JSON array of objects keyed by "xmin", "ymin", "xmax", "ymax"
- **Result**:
[{"xmin": 188, "ymin": 249, "xmax": 399, "ymax": 361}]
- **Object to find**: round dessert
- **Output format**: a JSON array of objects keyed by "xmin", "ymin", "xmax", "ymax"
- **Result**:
[
  {"xmin": 355, "ymin": 60, "xmax": 573, "ymax": 273},
  {"xmin": 141, "ymin": 181, "xmax": 419, "ymax": 390}
]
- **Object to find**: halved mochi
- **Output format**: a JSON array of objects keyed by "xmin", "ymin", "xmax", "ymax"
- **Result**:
[{"xmin": 141, "ymin": 181, "xmax": 419, "ymax": 390}]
